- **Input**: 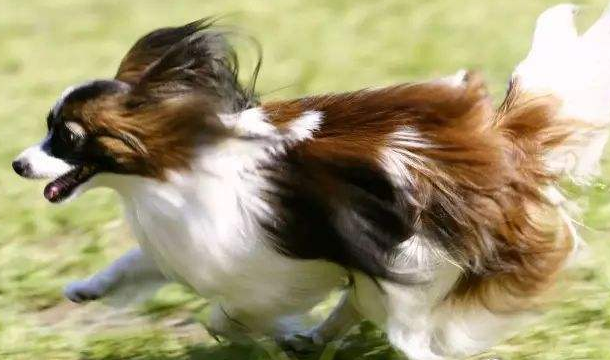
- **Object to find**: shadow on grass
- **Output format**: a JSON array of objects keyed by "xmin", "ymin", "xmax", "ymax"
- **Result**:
[{"xmin": 79, "ymin": 322, "xmax": 406, "ymax": 360}]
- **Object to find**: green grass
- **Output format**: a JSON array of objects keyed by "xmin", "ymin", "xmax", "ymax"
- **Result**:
[{"xmin": 1, "ymin": 0, "xmax": 609, "ymax": 359}]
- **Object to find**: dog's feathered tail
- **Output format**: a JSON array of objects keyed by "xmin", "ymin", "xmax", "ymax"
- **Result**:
[
  {"xmin": 424, "ymin": 5, "xmax": 610, "ymax": 358},
  {"xmin": 508, "ymin": 3, "xmax": 610, "ymax": 183}
]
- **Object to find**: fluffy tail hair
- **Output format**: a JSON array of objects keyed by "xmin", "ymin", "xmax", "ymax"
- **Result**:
[
  {"xmin": 452, "ymin": 2, "xmax": 610, "ymax": 312},
  {"xmin": 508, "ymin": 3, "xmax": 610, "ymax": 183},
  {"xmin": 427, "ymin": 6, "xmax": 610, "ymax": 357}
]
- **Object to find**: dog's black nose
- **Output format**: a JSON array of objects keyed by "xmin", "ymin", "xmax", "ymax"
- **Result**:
[{"xmin": 12, "ymin": 160, "xmax": 30, "ymax": 177}]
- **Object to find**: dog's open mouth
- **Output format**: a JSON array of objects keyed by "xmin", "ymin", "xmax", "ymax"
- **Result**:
[{"xmin": 43, "ymin": 165, "xmax": 97, "ymax": 203}]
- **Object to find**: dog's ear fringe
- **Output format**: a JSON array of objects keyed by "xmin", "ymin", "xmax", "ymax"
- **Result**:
[
  {"xmin": 115, "ymin": 18, "xmax": 216, "ymax": 84},
  {"xmin": 116, "ymin": 18, "xmax": 262, "ymax": 113}
]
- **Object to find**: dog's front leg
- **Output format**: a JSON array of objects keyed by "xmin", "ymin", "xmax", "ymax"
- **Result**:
[{"xmin": 64, "ymin": 247, "xmax": 167, "ymax": 303}]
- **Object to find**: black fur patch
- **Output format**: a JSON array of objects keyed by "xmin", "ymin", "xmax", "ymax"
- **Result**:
[{"xmin": 263, "ymin": 154, "xmax": 417, "ymax": 282}]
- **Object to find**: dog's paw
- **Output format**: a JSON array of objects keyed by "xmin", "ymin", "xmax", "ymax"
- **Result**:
[
  {"xmin": 64, "ymin": 279, "xmax": 106, "ymax": 303},
  {"xmin": 277, "ymin": 330, "xmax": 326, "ymax": 354}
]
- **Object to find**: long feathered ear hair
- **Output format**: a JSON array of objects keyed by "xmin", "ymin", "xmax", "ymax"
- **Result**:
[{"xmin": 116, "ymin": 18, "xmax": 261, "ymax": 113}]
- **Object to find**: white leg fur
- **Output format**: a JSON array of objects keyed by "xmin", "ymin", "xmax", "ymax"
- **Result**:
[
  {"xmin": 206, "ymin": 301, "xmax": 314, "ymax": 344},
  {"xmin": 64, "ymin": 248, "xmax": 168, "ymax": 304},
  {"xmin": 279, "ymin": 290, "xmax": 361, "ymax": 351},
  {"xmin": 205, "ymin": 302, "xmax": 254, "ymax": 343},
  {"xmin": 358, "ymin": 264, "xmax": 534, "ymax": 360},
  {"xmin": 308, "ymin": 290, "xmax": 361, "ymax": 343},
  {"xmin": 515, "ymin": 3, "xmax": 610, "ymax": 181}
]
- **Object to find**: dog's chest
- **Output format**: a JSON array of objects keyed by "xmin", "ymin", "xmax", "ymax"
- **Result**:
[{"xmin": 120, "ymin": 173, "xmax": 344, "ymax": 308}]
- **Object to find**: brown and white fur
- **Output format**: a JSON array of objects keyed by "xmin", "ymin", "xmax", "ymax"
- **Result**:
[{"xmin": 11, "ymin": 4, "xmax": 610, "ymax": 359}]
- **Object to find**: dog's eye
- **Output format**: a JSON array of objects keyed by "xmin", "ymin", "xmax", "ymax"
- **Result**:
[
  {"xmin": 63, "ymin": 122, "xmax": 86, "ymax": 147},
  {"xmin": 67, "ymin": 131, "xmax": 78, "ymax": 144},
  {"xmin": 59, "ymin": 128, "xmax": 75, "ymax": 145}
]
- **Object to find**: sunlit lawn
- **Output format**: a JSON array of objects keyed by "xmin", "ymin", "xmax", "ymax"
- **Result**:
[{"xmin": 1, "ymin": 0, "xmax": 609, "ymax": 359}]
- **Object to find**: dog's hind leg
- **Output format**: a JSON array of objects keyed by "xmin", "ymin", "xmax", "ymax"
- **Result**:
[
  {"xmin": 278, "ymin": 289, "xmax": 361, "ymax": 352},
  {"xmin": 64, "ymin": 247, "xmax": 168, "ymax": 304},
  {"xmin": 206, "ymin": 302, "xmax": 304, "ymax": 344},
  {"xmin": 205, "ymin": 302, "xmax": 256, "ymax": 344}
]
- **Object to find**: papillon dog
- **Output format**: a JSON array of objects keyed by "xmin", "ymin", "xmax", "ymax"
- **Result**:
[{"xmin": 12, "ymin": 4, "xmax": 610, "ymax": 359}]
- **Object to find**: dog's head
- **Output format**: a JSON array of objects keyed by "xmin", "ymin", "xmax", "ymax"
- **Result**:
[{"xmin": 12, "ymin": 19, "xmax": 259, "ymax": 203}]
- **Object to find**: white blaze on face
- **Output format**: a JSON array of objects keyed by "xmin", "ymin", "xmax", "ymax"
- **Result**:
[{"xmin": 14, "ymin": 136, "xmax": 74, "ymax": 179}]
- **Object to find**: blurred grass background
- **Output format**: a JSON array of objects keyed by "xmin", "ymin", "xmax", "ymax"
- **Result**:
[{"xmin": 1, "ymin": 0, "xmax": 609, "ymax": 359}]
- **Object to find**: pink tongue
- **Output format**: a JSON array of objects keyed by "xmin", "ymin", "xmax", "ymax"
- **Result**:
[{"xmin": 43, "ymin": 182, "xmax": 63, "ymax": 202}]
